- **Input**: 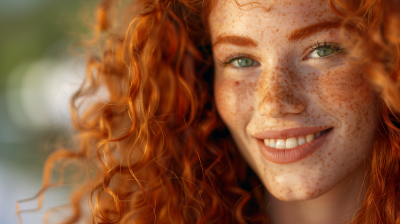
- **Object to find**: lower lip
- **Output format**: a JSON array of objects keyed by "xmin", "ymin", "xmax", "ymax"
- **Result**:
[{"xmin": 257, "ymin": 129, "xmax": 333, "ymax": 164}]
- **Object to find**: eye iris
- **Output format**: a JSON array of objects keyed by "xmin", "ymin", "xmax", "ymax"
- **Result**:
[
  {"xmin": 237, "ymin": 58, "xmax": 254, "ymax": 67},
  {"xmin": 316, "ymin": 47, "xmax": 334, "ymax": 57}
]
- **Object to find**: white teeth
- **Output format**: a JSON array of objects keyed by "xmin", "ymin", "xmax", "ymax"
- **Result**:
[
  {"xmin": 263, "ymin": 130, "xmax": 327, "ymax": 149},
  {"xmin": 306, "ymin": 134, "xmax": 314, "ymax": 143},
  {"xmin": 276, "ymin": 139, "xmax": 286, "ymax": 149},
  {"xmin": 298, "ymin": 137, "xmax": 306, "ymax": 146},
  {"xmin": 270, "ymin": 139, "xmax": 276, "ymax": 148},
  {"xmin": 286, "ymin": 137, "xmax": 298, "ymax": 149},
  {"xmin": 264, "ymin": 139, "xmax": 270, "ymax": 146}
]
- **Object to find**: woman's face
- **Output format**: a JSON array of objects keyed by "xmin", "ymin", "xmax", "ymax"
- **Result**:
[{"xmin": 209, "ymin": 0, "xmax": 379, "ymax": 200}]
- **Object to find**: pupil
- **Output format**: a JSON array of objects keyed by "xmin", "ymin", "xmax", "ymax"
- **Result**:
[
  {"xmin": 238, "ymin": 58, "xmax": 254, "ymax": 67},
  {"xmin": 317, "ymin": 48, "xmax": 333, "ymax": 57}
]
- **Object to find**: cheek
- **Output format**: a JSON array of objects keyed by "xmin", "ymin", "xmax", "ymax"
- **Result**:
[
  {"xmin": 316, "ymin": 66, "xmax": 378, "ymax": 135},
  {"xmin": 317, "ymin": 68, "xmax": 371, "ymax": 109},
  {"xmin": 214, "ymin": 77, "xmax": 257, "ymax": 126}
]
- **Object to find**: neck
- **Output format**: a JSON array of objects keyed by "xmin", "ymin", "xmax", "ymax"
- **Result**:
[{"xmin": 265, "ymin": 165, "xmax": 369, "ymax": 224}]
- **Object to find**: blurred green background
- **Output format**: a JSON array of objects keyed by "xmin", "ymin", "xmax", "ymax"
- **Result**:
[{"xmin": 0, "ymin": 0, "xmax": 95, "ymax": 223}]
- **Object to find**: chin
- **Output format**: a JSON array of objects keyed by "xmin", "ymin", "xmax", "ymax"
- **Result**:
[
  {"xmin": 266, "ymin": 182, "xmax": 330, "ymax": 202},
  {"xmin": 275, "ymin": 191, "xmax": 323, "ymax": 201}
]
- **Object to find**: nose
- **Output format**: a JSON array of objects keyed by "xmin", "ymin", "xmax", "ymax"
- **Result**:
[{"xmin": 257, "ymin": 65, "xmax": 306, "ymax": 118}]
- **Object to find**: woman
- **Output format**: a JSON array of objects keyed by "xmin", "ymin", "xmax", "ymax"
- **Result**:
[{"xmin": 22, "ymin": 0, "xmax": 400, "ymax": 223}]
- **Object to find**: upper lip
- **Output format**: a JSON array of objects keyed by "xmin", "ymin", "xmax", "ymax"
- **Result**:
[{"xmin": 253, "ymin": 126, "xmax": 332, "ymax": 139}]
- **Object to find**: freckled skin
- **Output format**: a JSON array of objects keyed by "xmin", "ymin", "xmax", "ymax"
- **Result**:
[{"xmin": 209, "ymin": 0, "xmax": 379, "ymax": 223}]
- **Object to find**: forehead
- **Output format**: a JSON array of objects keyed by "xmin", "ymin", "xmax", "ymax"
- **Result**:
[{"xmin": 208, "ymin": 0, "xmax": 338, "ymax": 42}]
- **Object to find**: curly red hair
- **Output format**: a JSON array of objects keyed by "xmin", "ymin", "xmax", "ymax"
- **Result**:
[{"xmin": 17, "ymin": 0, "xmax": 400, "ymax": 223}]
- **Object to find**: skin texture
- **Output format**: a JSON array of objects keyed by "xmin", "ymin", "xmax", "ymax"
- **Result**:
[{"xmin": 209, "ymin": 0, "xmax": 379, "ymax": 223}]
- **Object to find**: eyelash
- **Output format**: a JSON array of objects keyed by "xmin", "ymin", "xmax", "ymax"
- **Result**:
[
  {"xmin": 218, "ymin": 53, "xmax": 254, "ymax": 67},
  {"xmin": 307, "ymin": 41, "xmax": 344, "ymax": 61},
  {"xmin": 219, "ymin": 41, "xmax": 345, "ymax": 68}
]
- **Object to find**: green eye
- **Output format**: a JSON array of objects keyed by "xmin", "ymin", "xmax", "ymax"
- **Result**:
[
  {"xmin": 236, "ymin": 58, "xmax": 255, "ymax": 67},
  {"xmin": 223, "ymin": 55, "xmax": 260, "ymax": 68},
  {"xmin": 308, "ymin": 42, "xmax": 343, "ymax": 59},
  {"xmin": 316, "ymin": 47, "xmax": 334, "ymax": 57}
]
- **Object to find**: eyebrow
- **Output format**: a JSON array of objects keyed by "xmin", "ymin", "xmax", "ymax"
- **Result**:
[
  {"xmin": 287, "ymin": 20, "xmax": 342, "ymax": 43},
  {"xmin": 212, "ymin": 20, "xmax": 342, "ymax": 48},
  {"xmin": 212, "ymin": 35, "xmax": 259, "ymax": 48}
]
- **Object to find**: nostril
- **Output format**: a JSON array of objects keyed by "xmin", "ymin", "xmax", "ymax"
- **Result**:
[
  {"xmin": 258, "ymin": 103, "xmax": 280, "ymax": 117},
  {"xmin": 258, "ymin": 101, "xmax": 306, "ymax": 118},
  {"xmin": 257, "ymin": 76, "xmax": 306, "ymax": 118}
]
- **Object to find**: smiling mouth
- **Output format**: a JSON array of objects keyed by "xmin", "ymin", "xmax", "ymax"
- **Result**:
[
  {"xmin": 257, "ymin": 128, "xmax": 334, "ymax": 164},
  {"xmin": 263, "ymin": 128, "xmax": 332, "ymax": 149}
]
